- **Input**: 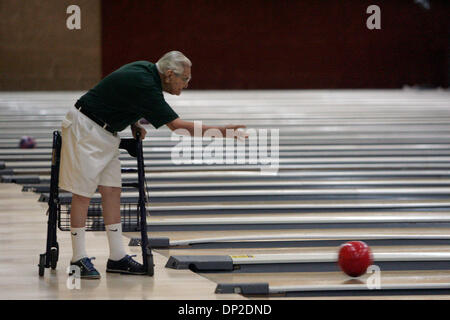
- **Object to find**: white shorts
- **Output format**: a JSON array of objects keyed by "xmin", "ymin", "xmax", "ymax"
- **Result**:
[{"xmin": 59, "ymin": 107, "xmax": 122, "ymax": 198}]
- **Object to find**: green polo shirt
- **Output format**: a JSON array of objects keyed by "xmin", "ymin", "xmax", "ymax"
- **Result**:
[{"xmin": 76, "ymin": 61, "xmax": 179, "ymax": 131}]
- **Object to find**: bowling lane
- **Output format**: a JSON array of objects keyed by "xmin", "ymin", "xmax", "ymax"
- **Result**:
[
  {"xmin": 4, "ymin": 136, "xmax": 450, "ymax": 147},
  {"xmin": 204, "ymin": 270, "xmax": 450, "ymax": 287},
  {"xmin": 15, "ymin": 178, "xmax": 450, "ymax": 195},
  {"xmin": 124, "ymin": 227, "xmax": 450, "ymax": 244},
  {"xmin": 144, "ymin": 211, "xmax": 450, "ymax": 223},
  {"xmin": 5, "ymin": 150, "xmax": 450, "ymax": 161},
  {"xmin": 6, "ymin": 156, "xmax": 450, "ymax": 169},
  {"xmin": 20, "ymin": 179, "xmax": 450, "ymax": 193},
  {"xmin": 8, "ymin": 170, "xmax": 450, "ymax": 187},
  {"xmin": 54, "ymin": 199, "xmax": 450, "ymax": 211},
  {"xmin": 4, "ymin": 143, "xmax": 450, "ymax": 153},
  {"xmin": 93, "ymin": 210, "xmax": 450, "ymax": 233},
  {"xmin": 5, "ymin": 120, "xmax": 450, "ymax": 132},
  {"xmin": 42, "ymin": 188, "xmax": 450, "ymax": 205},
  {"xmin": 155, "ymin": 245, "xmax": 450, "ymax": 258}
]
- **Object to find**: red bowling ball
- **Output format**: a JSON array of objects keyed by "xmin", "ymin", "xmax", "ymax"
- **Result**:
[
  {"xmin": 338, "ymin": 241, "xmax": 373, "ymax": 277},
  {"xmin": 19, "ymin": 136, "xmax": 36, "ymax": 149}
]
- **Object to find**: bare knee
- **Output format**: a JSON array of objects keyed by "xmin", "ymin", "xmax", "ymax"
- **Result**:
[
  {"xmin": 70, "ymin": 193, "xmax": 91, "ymax": 227},
  {"xmin": 72, "ymin": 193, "xmax": 91, "ymax": 206},
  {"xmin": 98, "ymin": 186, "xmax": 121, "ymax": 198}
]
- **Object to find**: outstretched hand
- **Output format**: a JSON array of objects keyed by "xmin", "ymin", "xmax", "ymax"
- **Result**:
[{"xmin": 223, "ymin": 124, "xmax": 249, "ymax": 141}]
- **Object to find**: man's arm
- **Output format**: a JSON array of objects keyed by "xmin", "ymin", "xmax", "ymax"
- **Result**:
[{"xmin": 166, "ymin": 118, "xmax": 247, "ymax": 139}]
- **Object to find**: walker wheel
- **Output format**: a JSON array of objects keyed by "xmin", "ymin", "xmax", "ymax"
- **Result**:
[
  {"xmin": 38, "ymin": 254, "xmax": 46, "ymax": 277},
  {"xmin": 50, "ymin": 247, "xmax": 58, "ymax": 270},
  {"xmin": 147, "ymin": 255, "xmax": 154, "ymax": 277}
]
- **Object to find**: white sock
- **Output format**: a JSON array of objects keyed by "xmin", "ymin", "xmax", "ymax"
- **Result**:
[
  {"xmin": 71, "ymin": 227, "xmax": 88, "ymax": 262},
  {"xmin": 106, "ymin": 223, "xmax": 127, "ymax": 261}
]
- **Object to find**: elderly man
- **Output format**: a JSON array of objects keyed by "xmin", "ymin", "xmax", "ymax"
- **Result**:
[{"xmin": 59, "ymin": 51, "xmax": 246, "ymax": 278}]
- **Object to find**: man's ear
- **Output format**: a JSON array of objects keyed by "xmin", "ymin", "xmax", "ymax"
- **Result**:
[{"xmin": 164, "ymin": 70, "xmax": 173, "ymax": 83}]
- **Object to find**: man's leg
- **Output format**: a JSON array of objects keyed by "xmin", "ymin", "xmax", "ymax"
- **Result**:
[
  {"xmin": 59, "ymin": 108, "xmax": 102, "ymax": 278},
  {"xmin": 99, "ymin": 186, "xmax": 127, "ymax": 261},
  {"xmin": 70, "ymin": 193, "xmax": 91, "ymax": 262},
  {"xmin": 100, "ymin": 185, "xmax": 146, "ymax": 275},
  {"xmin": 69, "ymin": 193, "xmax": 101, "ymax": 279}
]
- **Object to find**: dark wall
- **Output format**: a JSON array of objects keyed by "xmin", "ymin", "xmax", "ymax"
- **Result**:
[
  {"xmin": 102, "ymin": 0, "xmax": 449, "ymax": 89},
  {"xmin": 0, "ymin": 0, "xmax": 101, "ymax": 90}
]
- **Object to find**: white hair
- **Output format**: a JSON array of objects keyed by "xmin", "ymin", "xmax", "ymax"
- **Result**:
[{"xmin": 156, "ymin": 51, "xmax": 191, "ymax": 75}]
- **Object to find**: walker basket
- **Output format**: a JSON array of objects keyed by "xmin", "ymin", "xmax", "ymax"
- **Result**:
[{"xmin": 57, "ymin": 200, "xmax": 142, "ymax": 232}]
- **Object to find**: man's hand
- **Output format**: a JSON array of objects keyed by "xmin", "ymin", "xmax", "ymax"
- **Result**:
[
  {"xmin": 166, "ymin": 118, "xmax": 248, "ymax": 140},
  {"xmin": 131, "ymin": 123, "xmax": 147, "ymax": 140}
]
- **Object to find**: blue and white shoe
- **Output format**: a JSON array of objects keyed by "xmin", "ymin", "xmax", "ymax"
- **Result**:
[{"xmin": 70, "ymin": 257, "xmax": 101, "ymax": 279}]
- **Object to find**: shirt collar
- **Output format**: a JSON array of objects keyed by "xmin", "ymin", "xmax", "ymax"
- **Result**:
[{"xmin": 151, "ymin": 63, "xmax": 163, "ymax": 90}]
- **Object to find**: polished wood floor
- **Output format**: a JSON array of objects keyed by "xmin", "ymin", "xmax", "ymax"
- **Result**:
[{"xmin": 0, "ymin": 183, "xmax": 244, "ymax": 300}]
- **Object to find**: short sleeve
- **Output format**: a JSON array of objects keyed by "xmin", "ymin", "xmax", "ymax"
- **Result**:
[{"xmin": 139, "ymin": 90, "xmax": 179, "ymax": 129}]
